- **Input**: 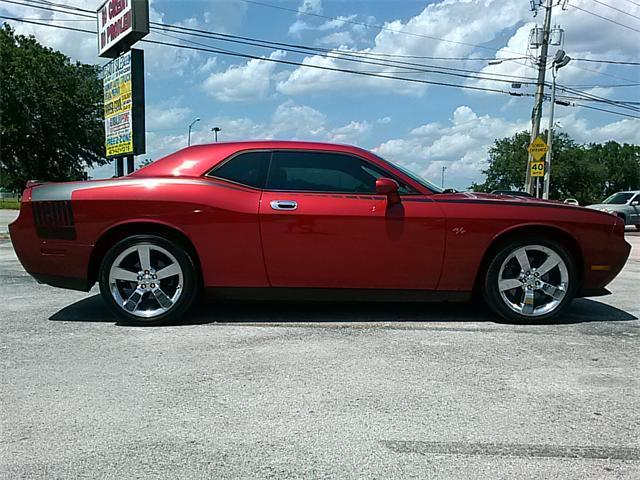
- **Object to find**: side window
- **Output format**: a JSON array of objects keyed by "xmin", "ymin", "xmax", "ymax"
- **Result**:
[
  {"xmin": 209, "ymin": 151, "xmax": 269, "ymax": 188},
  {"xmin": 266, "ymin": 151, "xmax": 415, "ymax": 193}
]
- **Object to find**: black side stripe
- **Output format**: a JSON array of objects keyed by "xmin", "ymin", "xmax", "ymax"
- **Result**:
[{"xmin": 431, "ymin": 198, "xmax": 580, "ymax": 211}]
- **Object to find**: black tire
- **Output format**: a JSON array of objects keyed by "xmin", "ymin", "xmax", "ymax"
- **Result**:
[
  {"xmin": 635, "ymin": 224, "xmax": 640, "ymax": 232},
  {"xmin": 482, "ymin": 236, "xmax": 578, "ymax": 324},
  {"xmin": 98, "ymin": 234, "xmax": 199, "ymax": 326}
]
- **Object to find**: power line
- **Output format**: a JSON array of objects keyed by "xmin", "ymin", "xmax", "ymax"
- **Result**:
[
  {"xmin": 575, "ymin": 58, "xmax": 640, "ymax": 66},
  {"xmin": 568, "ymin": 2, "xmax": 640, "ymax": 33},
  {"xmin": 619, "ymin": 0, "xmax": 640, "ymax": 7},
  {"xmin": 152, "ymin": 22, "xmax": 542, "ymax": 85},
  {"xmin": 2, "ymin": 12, "xmax": 638, "ymax": 119},
  {"xmin": 557, "ymin": 83, "xmax": 640, "ymax": 113},
  {"xmin": 566, "ymin": 63, "xmax": 640, "ymax": 84},
  {"xmin": 237, "ymin": 0, "xmax": 529, "ymax": 57},
  {"xmin": 4, "ymin": 0, "xmax": 544, "ymax": 85},
  {"xmin": 586, "ymin": 0, "xmax": 640, "ymax": 21},
  {"xmin": 9, "ymin": 1, "xmax": 639, "ymax": 70},
  {"xmin": 148, "ymin": 22, "xmax": 640, "ymax": 113},
  {"xmin": 572, "ymin": 102, "xmax": 640, "ymax": 119},
  {"xmin": 563, "ymin": 82, "xmax": 640, "ymax": 88},
  {"xmin": 0, "ymin": 15, "xmax": 536, "ymax": 97},
  {"xmin": 554, "ymin": 94, "xmax": 640, "ymax": 106}
]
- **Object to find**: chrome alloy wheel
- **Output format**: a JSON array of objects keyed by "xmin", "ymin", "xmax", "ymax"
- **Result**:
[
  {"xmin": 108, "ymin": 244, "xmax": 184, "ymax": 318},
  {"xmin": 497, "ymin": 244, "xmax": 569, "ymax": 317}
]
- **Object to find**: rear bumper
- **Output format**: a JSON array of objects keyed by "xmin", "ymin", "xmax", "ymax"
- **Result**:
[
  {"xmin": 30, "ymin": 272, "xmax": 91, "ymax": 291},
  {"xmin": 9, "ymin": 205, "xmax": 94, "ymax": 292}
]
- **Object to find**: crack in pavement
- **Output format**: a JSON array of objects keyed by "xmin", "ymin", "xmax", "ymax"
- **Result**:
[{"xmin": 382, "ymin": 440, "xmax": 640, "ymax": 461}]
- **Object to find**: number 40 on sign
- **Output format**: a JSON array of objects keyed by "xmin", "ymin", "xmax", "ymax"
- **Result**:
[{"xmin": 530, "ymin": 160, "xmax": 545, "ymax": 177}]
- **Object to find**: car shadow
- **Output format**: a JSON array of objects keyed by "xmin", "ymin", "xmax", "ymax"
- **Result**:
[{"xmin": 49, "ymin": 294, "xmax": 637, "ymax": 326}]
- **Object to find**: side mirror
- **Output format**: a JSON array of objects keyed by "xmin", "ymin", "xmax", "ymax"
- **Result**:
[
  {"xmin": 631, "ymin": 200, "xmax": 639, "ymax": 206},
  {"xmin": 376, "ymin": 177, "xmax": 401, "ymax": 205}
]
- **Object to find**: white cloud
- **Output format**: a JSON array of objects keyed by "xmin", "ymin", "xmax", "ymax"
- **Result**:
[
  {"xmin": 0, "ymin": 0, "xmax": 98, "ymax": 64},
  {"xmin": 203, "ymin": 0, "xmax": 248, "ymax": 33},
  {"xmin": 317, "ymin": 31, "xmax": 355, "ymax": 48},
  {"xmin": 279, "ymin": 0, "xmax": 531, "ymax": 96},
  {"xmin": 299, "ymin": 0, "xmax": 322, "ymax": 15},
  {"xmin": 473, "ymin": 0, "xmax": 640, "ymax": 91},
  {"xmin": 271, "ymin": 100, "xmax": 327, "ymax": 137},
  {"xmin": 328, "ymin": 121, "xmax": 372, "ymax": 144},
  {"xmin": 202, "ymin": 51, "xmax": 286, "ymax": 102},
  {"xmin": 0, "ymin": 0, "xmax": 199, "ymax": 77},
  {"xmin": 145, "ymin": 101, "xmax": 191, "ymax": 132},
  {"xmin": 374, "ymin": 106, "xmax": 530, "ymax": 188}
]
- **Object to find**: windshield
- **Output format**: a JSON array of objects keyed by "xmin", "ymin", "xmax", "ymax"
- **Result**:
[
  {"xmin": 603, "ymin": 192, "xmax": 633, "ymax": 205},
  {"xmin": 373, "ymin": 154, "xmax": 443, "ymax": 193}
]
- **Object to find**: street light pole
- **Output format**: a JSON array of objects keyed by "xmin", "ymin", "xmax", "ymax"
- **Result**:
[
  {"xmin": 211, "ymin": 127, "xmax": 221, "ymax": 142},
  {"xmin": 441, "ymin": 166, "xmax": 447, "ymax": 188},
  {"xmin": 187, "ymin": 117, "xmax": 200, "ymax": 146},
  {"xmin": 543, "ymin": 50, "xmax": 570, "ymax": 200}
]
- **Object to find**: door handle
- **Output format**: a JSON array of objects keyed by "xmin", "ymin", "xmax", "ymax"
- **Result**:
[{"xmin": 270, "ymin": 200, "xmax": 298, "ymax": 211}]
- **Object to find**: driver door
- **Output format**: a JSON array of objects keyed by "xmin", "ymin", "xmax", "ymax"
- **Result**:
[{"xmin": 258, "ymin": 150, "xmax": 446, "ymax": 290}]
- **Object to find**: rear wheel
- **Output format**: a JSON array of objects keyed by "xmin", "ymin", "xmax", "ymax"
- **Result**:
[
  {"xmin": 99, "ymin": 235, "xmax": 198, "ymax": 326},
  {"xmin": 483, "ymin": 237, "xmax": 577, "ymax": 323}
]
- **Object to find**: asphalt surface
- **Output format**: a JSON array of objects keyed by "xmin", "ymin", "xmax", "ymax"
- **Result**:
[{"xmin": 1, "ymin": 215, "xmax": 639, "ymax": 479}]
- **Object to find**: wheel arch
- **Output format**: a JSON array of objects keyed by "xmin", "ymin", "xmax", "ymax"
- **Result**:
[
  {"xmin": 473, "ymin": 223, "xmax": 584, "ymax": 294},
  {"xmin": 88, "ymin": 221, "xmax": 203, "ymax": 289}
]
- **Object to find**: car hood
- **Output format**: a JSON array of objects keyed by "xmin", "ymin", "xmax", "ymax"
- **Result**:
[{"xmin": 433, "ymin": 192, "xmax": 581, "ymax": 208}]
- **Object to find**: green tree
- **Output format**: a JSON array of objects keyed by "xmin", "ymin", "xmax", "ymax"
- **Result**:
[
  {"xmin": 0, "ymin": 24, "xmax": 106, "ymax": 190},
  {"xmin": 472, "ymin": 130, "xmax": 640, "ymax": 205}
]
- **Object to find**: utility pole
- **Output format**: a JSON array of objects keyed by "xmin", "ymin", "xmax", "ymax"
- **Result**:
[
  {"xmin": 525, "ymin": 0, "xmax": 554, "ymax": 196},
  {"xmin": 441, "ymin": 166, "xmax": 447, "ymax": 188}
]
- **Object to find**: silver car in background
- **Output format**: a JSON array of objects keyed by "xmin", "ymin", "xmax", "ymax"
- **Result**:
[{"xmin": 586, "ymin": 191, "xmax": 640, "ymax": 231}]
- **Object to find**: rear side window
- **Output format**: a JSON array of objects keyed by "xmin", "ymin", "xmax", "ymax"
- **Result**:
[
  {"xmin": 209, "ymin": 151, "xmax": 269, "ymax": 188},
  {"xmin": 266, "ymin": 151, "xmax": 415, "ymax": 193}
]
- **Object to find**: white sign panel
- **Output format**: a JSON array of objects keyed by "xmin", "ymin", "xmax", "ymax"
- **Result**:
[{"xmin": 97, "ymin": 0, "xmax": 149, "ymax": 58}]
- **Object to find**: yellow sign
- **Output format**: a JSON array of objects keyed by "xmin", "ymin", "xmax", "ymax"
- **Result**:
[
  {"xmin": 103, "ymin": 51, "xmax": 134, "ymax": 157},
  {"xmin": 530, "ymin": 160, "xmax": 545, "ymax": 177},
  {"xmin": 528, "ymin": 136, "xmax": 549, "ymax": 161}
]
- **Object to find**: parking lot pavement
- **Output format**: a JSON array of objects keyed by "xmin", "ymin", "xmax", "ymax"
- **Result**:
[
  {"xmin": 1, "ymin": 235, "xmax": 639, "ymax": 479},
  {"xmin": 0, "ymin": 209, "xmax": 19, "ymax": 237}
]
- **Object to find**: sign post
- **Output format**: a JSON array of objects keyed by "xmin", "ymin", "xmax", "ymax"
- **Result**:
[{"xmin": 98, "ymin": 0, "xmax": 149, "ymax": 176}]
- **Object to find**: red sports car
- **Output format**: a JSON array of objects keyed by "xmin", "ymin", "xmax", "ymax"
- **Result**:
[{"xmin": 9, "ymin": 141, "xmax": 631, "ymax": 325}]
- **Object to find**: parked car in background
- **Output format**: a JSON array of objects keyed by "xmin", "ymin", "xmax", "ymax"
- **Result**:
[
  {"xmin": 491, "ymin": 190, "xmax": 534, "ymax": 198},
  {"xmin": 9, "ymin": 141, "xmax": 631, "ymax": 326},
  {"xmin": 564, "ymin": 198, "xmax": 579, "ymax": 206},
  {"xmin": 586, "ymin": 191, "xmax": 640, "ymax": 231}
]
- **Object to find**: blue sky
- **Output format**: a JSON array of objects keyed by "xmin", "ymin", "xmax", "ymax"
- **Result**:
[{"xmin": 2, "ymin": 0, "xmax": 639, "ymax": 189}]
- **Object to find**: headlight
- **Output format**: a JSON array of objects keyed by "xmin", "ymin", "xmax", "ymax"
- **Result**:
[{"xmin": 599, "ymin": 208, "xmax": 612, "ymax": 213}]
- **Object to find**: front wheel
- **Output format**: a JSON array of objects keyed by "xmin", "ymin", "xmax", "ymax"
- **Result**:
[
  {"xmin": 99, "ymin": 235, "xmax": 199, "ymax": 326},
  {"xmin": 483, "ymin": 237, "xmax": 577, "ymax": 323}
]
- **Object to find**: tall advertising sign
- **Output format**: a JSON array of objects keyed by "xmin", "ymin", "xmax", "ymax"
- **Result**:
[
  {"xmin": 103, "ymin": 49, "xmax": 145, "ymax": 158},
  {"xmin": 97, "ymin": 0, "xmax": 149, "ymax": 58}
]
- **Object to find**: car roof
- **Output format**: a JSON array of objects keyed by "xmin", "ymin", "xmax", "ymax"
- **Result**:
[{"xmin": 131, "ymin": 141, "xmax": 376, "ymax": 178}]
